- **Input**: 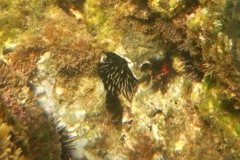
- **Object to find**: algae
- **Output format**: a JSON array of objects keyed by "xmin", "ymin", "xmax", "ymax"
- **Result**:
[{"xmin": 0, "ymin": 0, "xmax": 240, "ymax": 159}]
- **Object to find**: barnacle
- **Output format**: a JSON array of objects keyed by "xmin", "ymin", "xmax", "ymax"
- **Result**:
[{"xmin": 98, "ymin": 51, "xmax": 138, "ymax": 102}]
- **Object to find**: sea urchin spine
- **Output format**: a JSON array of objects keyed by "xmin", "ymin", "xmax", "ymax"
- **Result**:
[
  {"xmin": 180, "ymin": 50, "xmax": 204, "ymax": 82},
  {"xmin": 53, "ymin": 119, "xmax": 77, "ymax": 160},
  {"xmin": 140, "ymin": 53, "xmax": 176, "ymax": 93},
  {"xmin": 98, "ymin": 51, "xmax": 138, "ymax": 102}
]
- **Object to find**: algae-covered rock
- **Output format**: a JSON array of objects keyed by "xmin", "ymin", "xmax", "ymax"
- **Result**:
[
  {"xmin": 0, "ymin": 100, "xmax": 25, "ymax": 160},
  {"xmin": 0, "ymin": 0, "xmax": 240, "ymax": 159},
  {"xmin": 148, "ymin": 0, "xmax": 187, "ymax": 19}
]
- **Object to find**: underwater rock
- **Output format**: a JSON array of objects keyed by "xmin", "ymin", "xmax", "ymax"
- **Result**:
[
  {"xmin": 1, "ymin": 0, "xmax": 240, "ymax": 159},
  {"xmin": 0, "ymin": 100, "xmax": 25, "ymax": 160},
  {"xmin": 0, "ymin": 59, "xmax": 77, "ymax": 160},
  {"xmin": 148, "ymin": 0, "xmax": 187, "ymax": 19},
  {"xmin": 4, "ymin": 45, "xmax": 46, "ymax": 80}
]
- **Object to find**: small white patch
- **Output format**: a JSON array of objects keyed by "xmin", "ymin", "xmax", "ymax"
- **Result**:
[
  {"xmin": 175, "ymin": 135, "xmax": 187, "ymax": 152},
  {"xmin": 34, "ymin": 85, "xmax": 45, "ymax": 95},
  {"xmin": 58, "ymin": 107, "xmax": 66, "ymax": 116},
  {"xmin": 73, "ymin": 139, "xmax": 93, "ymax": 160},
  {"xmin": 74, "ymin": 110, "xmax": 86, "ymax": 121},
  {"xmin": 38, "ymin": 52, "xmax": 51, "ymax": 64},
  {"xmin": 100, "ymin": 55, "xmax": 107, "ymax": 63},
  {"xmin": 55, "ymin": 86, "xmax": 64, "ymax": 95},
  {"xmin": 37, "ymin": 96, "xmax": 55, "ymax": 113},
  {"xmin": 68, "ymin": 127, "xmax": 75, "ymax": 132}
]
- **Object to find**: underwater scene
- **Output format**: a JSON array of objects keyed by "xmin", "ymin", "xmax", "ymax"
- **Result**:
[{"xmin": 0, "ymin": 0, "xmax": 240, "ymax": 159}]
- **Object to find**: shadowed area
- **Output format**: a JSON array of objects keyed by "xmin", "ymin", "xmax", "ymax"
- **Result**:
[{"xmin": 105, "ymin": 91, "xmax": 123, "ymax": 128}]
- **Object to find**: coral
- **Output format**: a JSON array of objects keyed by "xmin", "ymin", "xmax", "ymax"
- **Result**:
[
  {"xmin": 0, "ymin": 60, "xmax": 36, "ymax": 110},
  {"xmin": 53, "ymin": 45, "xmax": 95, "ymax": 77},
  {"xmin": 1, "ymin": 105, "xmax": 75, "ymax": 160},
  {"xmin": 127, "ymin": 0, "xmax": 152, "ymax": 20},
  {"xmin": 83, "ymin": 0, "xmax": 124, "ymax": 50},
  {"xmin": 126, "ymin": 134, "xmax": 155, "ymax": 159},
  {"xmin": 118, "ymin": 11, "xmax": 189, "ymax": 62},
  {"xmin": 1, "ymin": 3, "xmax": 98, "ymax": 80},
  {"xmin": 0, "ymin": 60, "xmax": 25, "ymax": 89},
  {"xmin": 116, "ymin": 0, "xmax": 200, "ymax": 58}
]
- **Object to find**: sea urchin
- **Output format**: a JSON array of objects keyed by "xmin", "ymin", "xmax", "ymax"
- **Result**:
[
  {"xmin": 98, "ymin": 51, "xmax": 138, "ymax": 102},
  {"xmin": 53, "ymin": 119, "xmax": 77, "ymax": 160},
  {"xmin": 140, "ymin": 53, "xmax": 176, "ymax": 93}
]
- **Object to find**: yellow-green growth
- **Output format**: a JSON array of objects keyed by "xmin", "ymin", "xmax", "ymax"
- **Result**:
[
  {"xmin": 0, "ymin": 101, "xmax": 25, "ymax": 160},
  {"xmin": 84, "ymin": 0, "xmax": 124, "ymax": 51}
]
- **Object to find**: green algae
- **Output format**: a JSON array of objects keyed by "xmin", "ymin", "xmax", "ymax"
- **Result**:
[
  {"xmin": 84, "ymin": 0, "xmax": 124, "ymax": 51},
  {"xmin": 0, "ymin": 0, "xmax": 58, "ymax": 50},
  {"xmin": 195, "ymin": 76, "xmax": 240, "ymax": 140}
]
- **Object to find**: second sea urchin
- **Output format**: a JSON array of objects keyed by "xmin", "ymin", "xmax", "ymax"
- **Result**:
[
  {"xmin": 140, "ymin": 53, "xmax": 177, "ymax": 93},
  {"xmin": 98, "ymin": 51, "xmax": 138, "ymax": 102},
  {"xmin": 53, "ymin": 119, "xmax": 77, "ymax": 160}
]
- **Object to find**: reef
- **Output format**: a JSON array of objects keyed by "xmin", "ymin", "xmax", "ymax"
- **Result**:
[{"xmin": 1, "ymin": 0, "xmax": 240, "ymax": 159}]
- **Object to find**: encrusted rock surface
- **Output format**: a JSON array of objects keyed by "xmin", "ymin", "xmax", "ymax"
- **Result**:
[{"xmin": 0, "ymin": 0, "xmax": 240, "ymax": 159}]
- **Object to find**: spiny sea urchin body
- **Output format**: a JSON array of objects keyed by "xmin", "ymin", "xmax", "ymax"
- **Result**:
[
  {"xmin": 53, "ymin": 119, "xmax": 77, "ymax": 160},
  {"xmin": 98, "ymin": 51, "xmax": 138, "ymax": 102},
  {"xmin": 141, "ymin": 53, "xmax": 177, "ymax": 93}
]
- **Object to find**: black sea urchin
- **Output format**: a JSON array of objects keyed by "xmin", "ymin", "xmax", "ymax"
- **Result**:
[
  {"xmin": 53, "ymin": 119, "xmax": 77, "ymax": 160},
  {"xmin": 98, "ymin": 51, "xmax": 138, "ymax": 102},
  {"xmin": 140, "ymin": 53, "xmax": 177, "ymax": 93}
]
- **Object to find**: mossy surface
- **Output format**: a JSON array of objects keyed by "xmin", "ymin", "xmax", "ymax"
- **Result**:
[{"xmin": 0, "ymin": 0, "xmax": 240, "ymax": 159}]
